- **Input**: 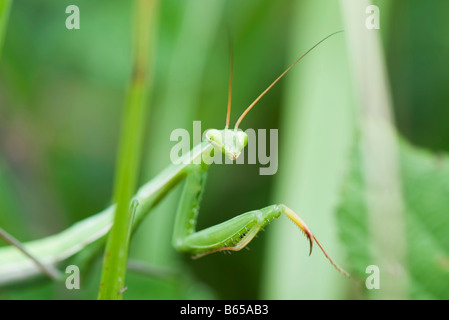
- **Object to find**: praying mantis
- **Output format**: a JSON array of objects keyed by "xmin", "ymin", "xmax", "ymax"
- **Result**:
[{"xmin": 0, "ymin": 31, "xmax": 348, "ymax": 286}]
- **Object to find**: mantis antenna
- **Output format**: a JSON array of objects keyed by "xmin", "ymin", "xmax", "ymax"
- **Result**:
[
  {"xmin": 234, "ymin": 30, "xmax": 344, "ymax": 129},
  {"xmin": 225, "ymin": 36, "xmax": 234, "ymax": 129}
]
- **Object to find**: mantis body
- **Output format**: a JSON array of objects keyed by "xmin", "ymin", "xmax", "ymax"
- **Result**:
[{"xmin": 0, "ymin": 31, "xmax": 348, "ymax": 286}]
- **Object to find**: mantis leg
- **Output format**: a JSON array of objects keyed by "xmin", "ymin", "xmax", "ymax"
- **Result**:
[{"xmin": 172, "ymin": 164, "xmax": 348, "ymax": 276}]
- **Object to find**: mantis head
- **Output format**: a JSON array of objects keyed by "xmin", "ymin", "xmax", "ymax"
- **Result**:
[{"xmin": 205, "ymin": 129, "xmax": 248, "ymax": 160}]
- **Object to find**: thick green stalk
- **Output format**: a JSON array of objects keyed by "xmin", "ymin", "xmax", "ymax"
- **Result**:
[
  {"xmin": 98, "ymin": 0, "xmax": 157, "ymax": 300},
  {"xmin": 129, "ymin": 0, "xmax": 224, "ymax": 297},
  {"xmin": 261, "ymin": 0, "xmax": 353, "ymax": 299},
  {"xmin": 0, "ymin": 0, "xmax": 12, "ymax": 59}
]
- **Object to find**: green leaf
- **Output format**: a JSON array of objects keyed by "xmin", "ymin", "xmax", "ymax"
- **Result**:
[{"xmin": 337, "ymin": 136, "xmax": 449, "ymax": 299}]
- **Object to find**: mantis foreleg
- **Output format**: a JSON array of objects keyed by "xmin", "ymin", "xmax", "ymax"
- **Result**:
[{"xmin": 171, "ymin": 162, "xmax": 349, "ymax": 276}]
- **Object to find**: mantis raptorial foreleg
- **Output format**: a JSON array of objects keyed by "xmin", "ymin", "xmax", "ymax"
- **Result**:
[
  {"xmin": 171, "ymin": 164, "xmax": 290, "ymax": 256},
  {"xmin": 170, "ymin": 162, "xmax": 348, "ymax": 276}
]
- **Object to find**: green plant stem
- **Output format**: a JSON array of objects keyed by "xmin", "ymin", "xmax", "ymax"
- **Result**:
[
  {"xmin": 98, "ymin": 0, "xmax": 157, "ymax": 300},
  {"xmin": 261, "ymin": 0, "xmax": 352, "ymax": 299},
  {"xmin": 0, "ymin": 0, "xmax": 12, "ymax": 60}
]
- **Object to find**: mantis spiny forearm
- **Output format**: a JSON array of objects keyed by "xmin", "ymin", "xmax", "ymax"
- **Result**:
[{"xmin": 0, "ymin": 31, "xmax": 348, "ymax": 286}]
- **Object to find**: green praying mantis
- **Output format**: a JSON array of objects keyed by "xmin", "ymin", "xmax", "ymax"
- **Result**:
[{"xmin": 0, "ymin": 31, "xmax": 348, "ymax": 286}]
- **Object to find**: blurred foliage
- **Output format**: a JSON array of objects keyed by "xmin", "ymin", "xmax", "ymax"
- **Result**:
[{"xmin": 0, "ymin": 0, "xmax": 448, "ymax": 300}]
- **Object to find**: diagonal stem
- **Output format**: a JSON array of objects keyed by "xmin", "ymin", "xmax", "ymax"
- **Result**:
[{"xmin": 0, "ymin": 227, "xmax": 62, "ymax": 281}]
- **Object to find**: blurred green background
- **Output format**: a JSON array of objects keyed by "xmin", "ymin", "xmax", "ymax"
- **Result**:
[{"xmin": 0, "ymin": 0, "xmax": 448, "ymax": 300}]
